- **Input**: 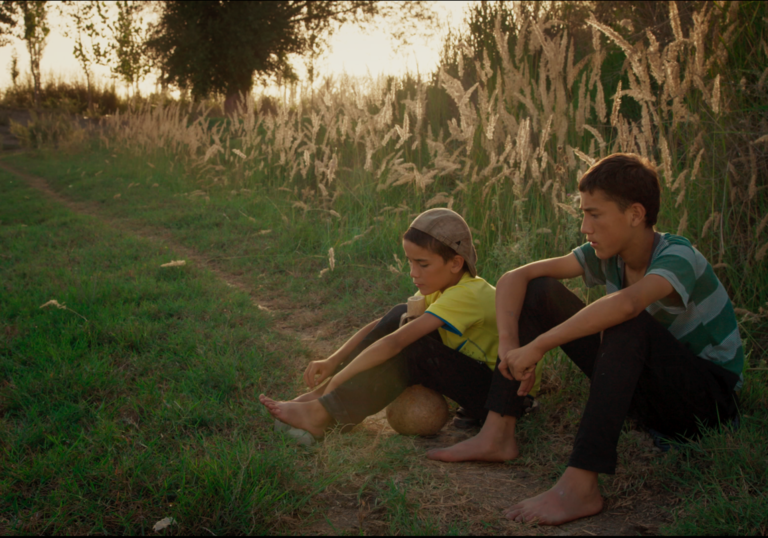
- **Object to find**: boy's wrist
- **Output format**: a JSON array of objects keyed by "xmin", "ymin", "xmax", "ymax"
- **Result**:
[
  {"xmin": 499, "ymin": 331, "xmax": 518, "ymax": 345},
  {"xmin": 531, "ymin": 334, "xmax": 553, "ymax": 355}
]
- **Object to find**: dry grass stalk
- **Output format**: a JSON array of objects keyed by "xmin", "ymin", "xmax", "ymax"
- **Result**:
[
  {"xmin": 161, "ymin": 260, "xmax": 186, "ymax": 267},
  {"xmin": 756, "ymin": 241, "xmax": 768, "ymax": 262},
  {"xmin": 701, "ymin": 212, "xmax": 720, "ymax": 239},
  {"xmin": 748, "ymin": 144, "xmax": 758, "ymax": 200},
  {"xmin": 677, "ymin": 209, "xmax": 689, "ymax": 236},
  {"xmin": 40, "ymin": 299, "xmax": 88, "ymax": 322},
  {"xmin": 756, "ymin": 214, "xmax": 768, "ymax": 239}
]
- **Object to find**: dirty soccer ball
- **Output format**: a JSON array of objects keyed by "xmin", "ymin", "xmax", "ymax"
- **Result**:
[{"xmin": 386, "ymin": 385, "xmax": 449, "ymax": 436}]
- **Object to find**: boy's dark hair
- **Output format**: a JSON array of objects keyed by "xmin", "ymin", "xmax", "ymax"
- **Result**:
[
  {"xmin": 578, "ymin": 153, "xmax": 660, "ymax": 228},
  {"xmin": 403, "ymin": 227, "xmax": 468, "ymax": 271}
]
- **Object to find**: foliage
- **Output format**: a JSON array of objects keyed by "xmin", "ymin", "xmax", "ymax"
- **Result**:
[
  {"xmin": 0, "ymin": 1, "xmax": 50, "ymax": 109},
  {"xmin": 107, "ymin": 0, "xmax": 152, "ymax": 97},
  {"xmin": 1, "ymin": 74, "xmax": 120, "ymax": 115},
  {"xmin": 101, "ymin": 1, "xmax": 767, "ymax": 344},
  {"xmin": 0, "ymin": 0, "xmax": 16, "ymax": 46},
  {"xmin": 7, "ymin": 48, "xmax": 18, "ymax": 87},
  {"xmin": 9, "ymin": 109, "xmax": 86, "ymax": 149},
  {"xmin": 146, "ymin": 1, "xmax": 437, "ymax": 113},
  {"xmin": 58, "ymin": 0, "xmax": 110, "ymax": 109}
]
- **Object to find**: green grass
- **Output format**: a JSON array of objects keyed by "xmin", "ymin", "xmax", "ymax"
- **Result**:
[
  {"xmin": 0, "ymin": 168, "xmax": 445, "ymax": 535},
  {"xmin": 2, "ymin": 149, "xmax": 767, "ymax": 535}
]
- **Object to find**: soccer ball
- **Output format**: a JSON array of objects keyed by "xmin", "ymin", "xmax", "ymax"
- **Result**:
[{"xmin": 386, "ymin": 385, "xmax": 449, "ymax": 436}]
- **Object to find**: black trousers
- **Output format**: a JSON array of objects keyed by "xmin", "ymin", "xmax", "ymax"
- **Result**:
[
  {"xmin": 516, "ymin": 277, "xmax": 740, "ymax": 474},
  {"xmin": 318, "ymin": 304, "xmax": 527, "ymax": 426}
]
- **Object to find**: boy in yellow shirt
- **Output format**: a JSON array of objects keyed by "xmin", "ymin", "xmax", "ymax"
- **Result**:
[{"xmin": 260, "ymin": 209, "xmax": 533, "ymax": 446}]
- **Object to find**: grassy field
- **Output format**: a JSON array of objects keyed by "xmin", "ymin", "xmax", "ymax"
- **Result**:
[
  {"xmin": 1, "ymin": 4, "xmax": 766, "ymax": 534},
  {"xmin": 1, "ymin": 147, "xmax": 766, "ymax": 535},
  {"xmin": 0, "ymin": 160, "xmax": 456, "ymax": 535}
]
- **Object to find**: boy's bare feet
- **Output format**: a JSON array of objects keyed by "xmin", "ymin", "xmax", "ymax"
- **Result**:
[
  {"xmin": 503, "ymin": 467, "xmax": 604, "ymax": 525},
  {"xmin": 427, "ymin": 411, "xmax": 519, "ymax": 462},
  {"xmin": 259, "ymin": 395, "xmax": 333, "ymax": 439}
]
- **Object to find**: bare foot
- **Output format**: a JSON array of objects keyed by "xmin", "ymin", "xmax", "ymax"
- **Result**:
[
  {"xmin": 259, "ymin": 394, "xmax": 333, "ymax": 438},
  {"xmin": 503, "ymin": 467, "xmax": 604, "ymax": 525},
  {"xmin": 427, "ymin": 411, "xmax": 519, "ymax": 462}
]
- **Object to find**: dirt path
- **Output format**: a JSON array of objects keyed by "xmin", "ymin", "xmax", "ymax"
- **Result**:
[{"xmin": 0, "ymin": 158, "xmax": 674, "ymax": 536}]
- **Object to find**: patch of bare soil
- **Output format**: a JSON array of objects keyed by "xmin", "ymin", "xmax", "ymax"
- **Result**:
[{"xmin": 2, "ymin": 159, "xmax": 675, "ymax": 535}]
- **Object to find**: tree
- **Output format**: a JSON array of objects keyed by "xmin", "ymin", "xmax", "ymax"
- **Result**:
[
  {"xmin": 147, "ymin": 1, "xmax": 436, "ymax": 114},
  {"xmin": 108, "ymin": 0, "xmax": 152, "ymax": 98},
  {"xmin": 60, "ymin": 0, "xmax": 110, "ymax": 110},
  {"xmin": 0, "ymin": 1, "xmax": 16, "ymax": 46},
  {"xmin": 16, "ymin": 1, "xmax": 49, "ymax": 110}
]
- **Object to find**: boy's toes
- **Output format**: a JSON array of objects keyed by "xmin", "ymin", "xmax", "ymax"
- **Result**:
[{"xmin": 259, "ymin": 395, "xmax": 279, "ymax": 411}]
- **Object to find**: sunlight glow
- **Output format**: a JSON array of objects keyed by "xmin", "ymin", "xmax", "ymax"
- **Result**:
[{"xmin": 0, "ymin": 2, "xmax": 474, "ymax": 97}]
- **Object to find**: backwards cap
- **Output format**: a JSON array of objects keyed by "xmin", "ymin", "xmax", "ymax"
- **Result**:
[{"xmin": 408, "ymin": 208, "xmax": 478, "ymax": 277}]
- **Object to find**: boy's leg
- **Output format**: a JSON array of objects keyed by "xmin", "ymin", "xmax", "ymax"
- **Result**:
[
  {"xmin": 318, "ymin": 331, "xmax": 496, "ymax": 427},
  {"xmin": 517, "ymin": 277, "xmax": 601, "ymax": 373},
  {"xmin": 334, "ymin": 303, "xmax": 408, "ymax": 372},
  {"xmin": 291, "ymin": 304, "xmax": 407, "ymax": 403},
  {"xmin": 505, "ymin": 304, "xmax": 740, "ymax": 526},
  {"xmin": 427, "ymin": 277, "xmax": 600, "ymax": 463},
  {"xmin": 569, "ymin": 310, "xmax": 740, "ymax": 473}
]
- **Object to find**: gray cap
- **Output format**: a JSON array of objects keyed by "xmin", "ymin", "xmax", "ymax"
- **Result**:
[{"xmin": 409, "ymin": 208, "xmax": 478, "ymax": 277}]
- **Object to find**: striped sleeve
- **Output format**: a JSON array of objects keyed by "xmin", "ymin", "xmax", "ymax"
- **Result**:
[
  {"xmin": 573, "ymin": 242, "xmax": 606, "ymax": 288},
  {"xmin": 646, "ymin": 242, "xmax": 698, "ymax": 309}
]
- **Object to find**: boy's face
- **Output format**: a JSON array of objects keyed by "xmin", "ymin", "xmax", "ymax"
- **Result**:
[
  {"xmin": 579, "ymin": 189, "xmax": 645, "ymax": 259},
  {"xmin": 402, "ymin": 239, "xmax": 464, "ymax": 295}
]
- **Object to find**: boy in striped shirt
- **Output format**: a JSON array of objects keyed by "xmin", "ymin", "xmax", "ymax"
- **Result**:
[{"xmin": 429, "ymin": 153, "xmax": 743, "ymax": 525}]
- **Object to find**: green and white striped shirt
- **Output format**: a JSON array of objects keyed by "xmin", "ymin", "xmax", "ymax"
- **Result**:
[{"xmin": 573, "ymin": 233, "xmax": 744, "ymax": 389}]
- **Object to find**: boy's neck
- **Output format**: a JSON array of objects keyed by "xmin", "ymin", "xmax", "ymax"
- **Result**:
[
  {"xmin": 619, "ymin": 227, "xmax": 657, "ymax": 272},
  {"xmin": 439, "ymin": 270, "xmax": 467, "ymax": 293}
]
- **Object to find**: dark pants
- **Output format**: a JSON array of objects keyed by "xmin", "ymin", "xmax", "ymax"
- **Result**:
[
  {"xmin": 318, "ymin": 304, "xmax": 527, "ymax": 426},
  {"xmin": 515, "ymin": 277, "xmax": 740, "ymax": 474}
]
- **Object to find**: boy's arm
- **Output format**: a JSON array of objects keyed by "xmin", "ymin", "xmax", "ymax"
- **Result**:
[
  {"xmin": 324, "ymin": 313, "xmax": 444, "ymax": 393},
  {"xmin": 327, "ymin": 318, "xmax": 379, "ymax": 368},
  {"xmin": 496, "ymin": 253, "xmax": 585, "ymax": 359},
  {"xmin": 304, "ymin": 318, "xmax": 379, "ymax": 389},
  {"xmin": 505, "ymin": 273, "xmax": 675, "ymax": 393}
]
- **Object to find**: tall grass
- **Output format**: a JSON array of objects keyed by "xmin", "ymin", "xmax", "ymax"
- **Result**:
[{"xmin": 92, "ymin": 3, "xmax": 766, "ymax": 333}]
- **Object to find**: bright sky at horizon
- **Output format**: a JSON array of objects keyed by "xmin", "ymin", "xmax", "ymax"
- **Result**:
[{"xmin": 0, "ymin": 2, "xmax": 474, "ymax": 98}]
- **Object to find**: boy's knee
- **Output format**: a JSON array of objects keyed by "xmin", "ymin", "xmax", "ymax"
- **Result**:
[
  {"xmin": 524, "ymin": 277, "xmax": 559, "ymax": 307},
  {"xmin": 603, "ymin": 311, "xmax": 653, "ymax": 342},
  {"xmin": 379, "ymin": 304, "xmax": 408, "ymax": 331}
]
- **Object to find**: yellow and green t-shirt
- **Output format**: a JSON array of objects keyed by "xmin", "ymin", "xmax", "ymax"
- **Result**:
[
  {"xmin": 417, "ymin": 272, "xmax": 500, "ymax": 370},
  {"xmin": 416, "ymin": 272, "xmax": 543, "ymax": 396}
]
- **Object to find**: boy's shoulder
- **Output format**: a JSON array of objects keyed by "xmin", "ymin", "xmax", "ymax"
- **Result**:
[
  {"xmin": 654, "ymin": 233, "xmax": 707, "ymax": 268},
  {"xmin": 450, "ymin": 273, "xmax": 496, "ymax": 295},
  {"xmin": 424, "ymin": 273, "xmax": 494, "ymax": 305}
]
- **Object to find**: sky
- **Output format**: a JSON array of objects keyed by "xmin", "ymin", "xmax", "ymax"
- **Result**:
[{"xmin": 0, "ymin": 2, "xmax": 473, "ymax": 97}]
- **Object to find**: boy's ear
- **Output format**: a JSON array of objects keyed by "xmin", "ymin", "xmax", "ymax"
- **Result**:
[
  {"xmin": 450, "ymin": 255, "xmax": 465, "ymax": 274},
  {"xmin": 628, "ymin": 202, "xmax": 646, "ymax": 227}
]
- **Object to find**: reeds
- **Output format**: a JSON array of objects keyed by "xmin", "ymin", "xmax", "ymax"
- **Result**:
[{"xmin": 95, "ymin": 2, "xmax": 765, "ymax": 308}]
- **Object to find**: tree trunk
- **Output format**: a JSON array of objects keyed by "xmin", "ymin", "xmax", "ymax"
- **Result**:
[
  {"xmin": 224, "ymin": 82, "xmax": 252, "ymax": 116},
  {"xmin": 29, "ymin": 43, "xmax": 41, "ymax": 110}
]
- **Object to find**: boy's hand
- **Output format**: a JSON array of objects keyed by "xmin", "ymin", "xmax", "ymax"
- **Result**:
[
  {"xmin": 303, "ymin": 359, "xmax": 334, "ymax": 389},
  {"xmin": 499, "ymin": 342, "xmax": 544, "ymax": 385}
]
